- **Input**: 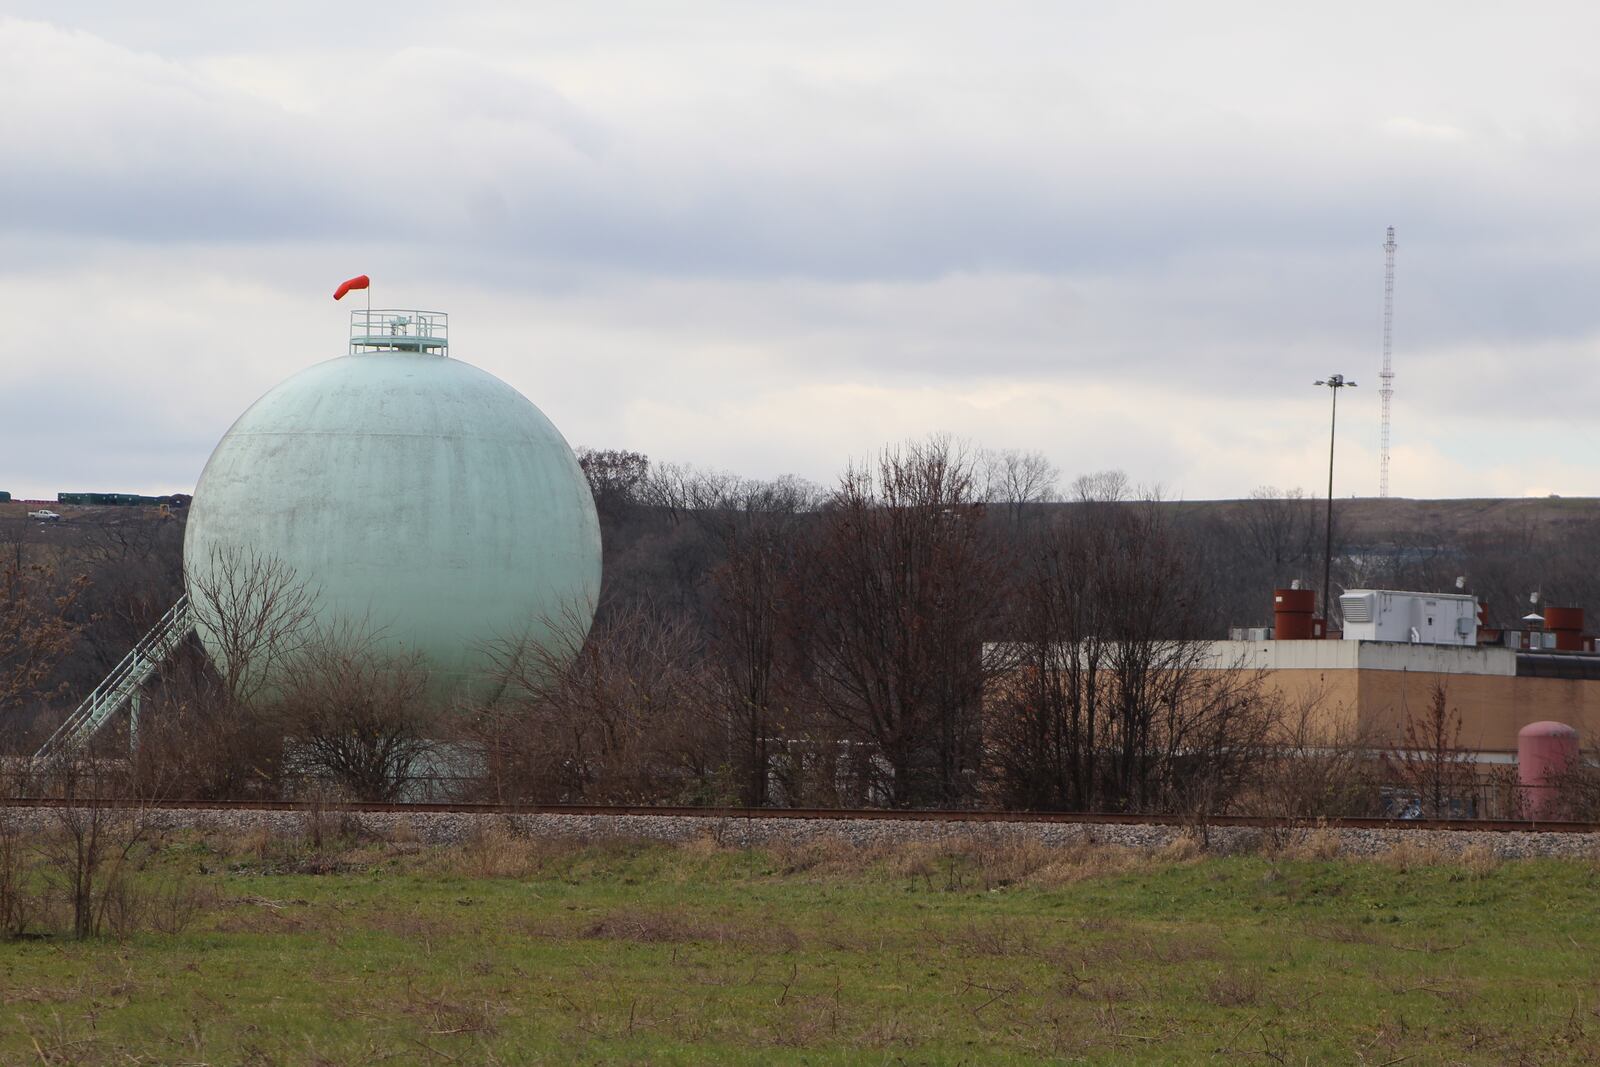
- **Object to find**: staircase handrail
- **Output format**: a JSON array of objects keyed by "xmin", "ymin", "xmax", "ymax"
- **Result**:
[{"xmin": 34, "ymin": 594, "xmax": 193, "ymax": 763}]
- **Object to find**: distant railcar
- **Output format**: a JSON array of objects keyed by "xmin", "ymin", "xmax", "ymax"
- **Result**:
[{"xmin": 57, "ymin": 491, "xmax": 188, "ymax": 507}]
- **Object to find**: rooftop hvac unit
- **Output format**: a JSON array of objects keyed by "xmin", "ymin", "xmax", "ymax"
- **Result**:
[{"xmin": 1339, "ymin": 589, "xmax": 1478, "ymax": 646}]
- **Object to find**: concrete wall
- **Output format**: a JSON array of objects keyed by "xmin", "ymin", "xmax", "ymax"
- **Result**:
[{"xmin": 1199, "ymin": 639, "xmax": 1517, "ymax": 677}]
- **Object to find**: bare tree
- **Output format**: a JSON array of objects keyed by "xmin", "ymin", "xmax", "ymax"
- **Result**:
[
  {"xmin": 1238, "ymin": 487, "xmax": 1320, "ymax": 580},
  {"xmin": 640, "ymin": 462, "xmax": 744, "ymax": 525},
  {"xmin": 981, "ymin": 448, "xmax": 1059, "ymax": 524},
  {"xmin": 793, "ymin": 436, "xmax": 1014, "ymax": 808},
  {"xmin": 700, "ymin": 482, "xmax": 815, "ymax": 806},
  {"xmin": 186, "ymin": 544, "xmax": 318, "ymax": 709},
  {"xmin": 71, "ymin": 509, "xmax": 185, "ymax": 679},
  {"xmin": 576, "ymin": 448, "xmax": 650, "ymax": 525},
  {"xmin": 989, "ymin": 495, "xmax": 1275, "ymax": 814},
  {"xmin": 0, "ymin": 551, "xmax": 85, "ymax": 721},
  {"xmin": 1069, "ymin": 468, "xmax": 1130, "ymax": 504}
]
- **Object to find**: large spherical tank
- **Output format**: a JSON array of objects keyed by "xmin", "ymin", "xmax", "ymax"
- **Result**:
[{"xmin": 183, "ymin": 350, "xmax": 601, "ymax": 698}]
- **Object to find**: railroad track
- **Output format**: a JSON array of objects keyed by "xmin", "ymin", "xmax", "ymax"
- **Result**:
[{"xmin": 1, "ymin": 797, "xmax": 1597, "ymax": 833}]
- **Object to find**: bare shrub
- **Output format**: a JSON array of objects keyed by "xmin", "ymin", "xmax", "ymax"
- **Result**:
[
  {"xmin": 98, "ymin": 867, "xmax": 145, "ymax": 939},
  {"xmin": 148, "ymin": 875, "xmax": 212, "ymax": 934},
  {"xmin": 1384, "ymin": 682, "xmax": 1478, "ymax": 818},
  {"xmin": 1541, "ymin": 732, "xmax": 1600, "ymax": 821},
  {"xmin": 1203, "ymin": 970, "xmax": 1262, "ymax": 1008},
  {"xmin": 300, "ymin": 783, "xmax": 335, "ymax": 850},
  {"xmin": 119, "ymin": 545, "xmax": 318, "ymax": 800},
  {"xmin": 1248, "ymin": 684, "xmax": 1385, "ymax": 819},
  {"xmin": 292, "ymin": 783, "xmax": 370, "ymax": 849},
  {"xmin": 133, "ymin": 646, "xmax": 284, "ymax": 800},
  {"xmin": 35, "ymin": 758, "xmax": 153, "ymax": 939},
  {"xmin": 0, "ymin": 809, "xmax": 42, "ymax": 938},
  {"xmin": 472, "ymin": 599, "xmax": 718, "ymax": 805},
  {"xmin": 274, "ymin": 626, "xmax": 436, "ymax": 802}
]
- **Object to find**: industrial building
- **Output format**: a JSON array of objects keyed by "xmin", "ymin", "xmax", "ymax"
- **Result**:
[
  {"xmin": 1219, "ymin": 588, "xmax": 1600, "ymax": 751},
  {"xmin": 1212, "ymin": 587, "xmax": 1599, "ymax": 815}
]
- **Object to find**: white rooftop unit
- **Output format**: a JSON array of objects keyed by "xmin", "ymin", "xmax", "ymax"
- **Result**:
[{"xmin": 1338, "ymin": 589, "xmax": 1478, "ymax": 646}]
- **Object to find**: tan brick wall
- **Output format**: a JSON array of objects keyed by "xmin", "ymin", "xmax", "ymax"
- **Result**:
[{"xmin": 1258, "ymin": 668, "xmax": 1600, "ymax": 753}]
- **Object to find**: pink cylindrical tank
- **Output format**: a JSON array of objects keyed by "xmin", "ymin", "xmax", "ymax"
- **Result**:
[{"xmin": 1519, "ymin": 721, "xmax": 1580, "ymax": 820}]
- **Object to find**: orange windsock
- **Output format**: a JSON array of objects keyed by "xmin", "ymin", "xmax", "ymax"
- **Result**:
[{"xmin": 333, "ymin": 275, "xmax": 370, "ymax": 301}]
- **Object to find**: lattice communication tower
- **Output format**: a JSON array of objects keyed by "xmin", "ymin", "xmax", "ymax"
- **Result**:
[{"xmin": 1378, "ymin": 226, "xmax": 1397, "ymax": 498}]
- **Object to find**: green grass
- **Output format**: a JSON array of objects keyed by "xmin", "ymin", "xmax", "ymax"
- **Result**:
[{"xmin": 2, "ymin": 831, "xmax": 1599, "ymax": 1064}]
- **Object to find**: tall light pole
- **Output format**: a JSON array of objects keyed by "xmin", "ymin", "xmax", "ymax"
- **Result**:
[{"xmin": 1314, "ymin": 374, "xmax": 1356, "ymax": 628}]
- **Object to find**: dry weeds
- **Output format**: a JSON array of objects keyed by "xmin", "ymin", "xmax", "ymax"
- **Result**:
[
  {"xmin": 1280, "ymin": 825, "xmax": 1345, "ymax": 860},
  {"xmin": 510, "ymin": 907, "xmax": 808, "ymax": 953},
  {"xmin": 1203, "ymin": 969, "xmax": 1263, "ymax": 1007},
  {"xmin": 1378, "ymin": 839, "xmax": 1451, "ymax": 871},
  {"xmin": 1458, "ymin": 842, "xmax": 1501, "ymax": 876},
  {"xmin": 758, "ymin": 831, "xmax": 1196, "ymax": 892}
]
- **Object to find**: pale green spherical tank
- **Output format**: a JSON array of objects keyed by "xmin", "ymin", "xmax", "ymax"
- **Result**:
[{"xmin": 183, "ymin": 324, "xmax": 601, "ymax": 699}]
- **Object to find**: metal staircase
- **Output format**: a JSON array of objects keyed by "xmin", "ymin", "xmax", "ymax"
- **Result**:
[{"xmin": 33, "ymin": 594, "xmax": 194, "ymax": 765}]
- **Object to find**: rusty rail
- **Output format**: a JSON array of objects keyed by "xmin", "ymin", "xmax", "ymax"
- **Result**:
[{"xmin": 1, "ymin": 797, "xmax": 1598, "ymax": 833}]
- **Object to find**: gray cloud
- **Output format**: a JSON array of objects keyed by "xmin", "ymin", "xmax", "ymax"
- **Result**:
[{"xmin": 3, "ymin": 4, "xmax": 1600, "ymax": 501}]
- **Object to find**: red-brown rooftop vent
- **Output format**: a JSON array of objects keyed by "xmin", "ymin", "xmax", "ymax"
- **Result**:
[
  {"xmin": 1273, "ymin": 587, "xmax": 1316, "ymax": 640},
  {"xmin": 1544, "ymin": 606, "xmax": 1585, "ymax": 651}
]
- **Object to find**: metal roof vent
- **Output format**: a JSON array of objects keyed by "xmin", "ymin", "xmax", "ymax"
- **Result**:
[{"xmin": 1340, "ymin": 592, "xmax": 1375, "ymax": 624}]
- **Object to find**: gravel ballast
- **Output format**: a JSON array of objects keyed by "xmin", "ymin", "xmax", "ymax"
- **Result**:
[{"xmin": 6, "ymin": 806, "xmax": 1600, "ymax": 860}]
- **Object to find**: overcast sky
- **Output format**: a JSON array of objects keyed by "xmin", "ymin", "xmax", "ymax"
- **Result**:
[{"xmin": 4, "ymin": 2, "xmax": 1599, "ymax": 501}]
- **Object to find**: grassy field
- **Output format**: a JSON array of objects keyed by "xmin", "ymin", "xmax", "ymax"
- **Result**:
[{"xmin": 2, "ymin": 829, "xmax": 1599, "ymax": 1064}]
